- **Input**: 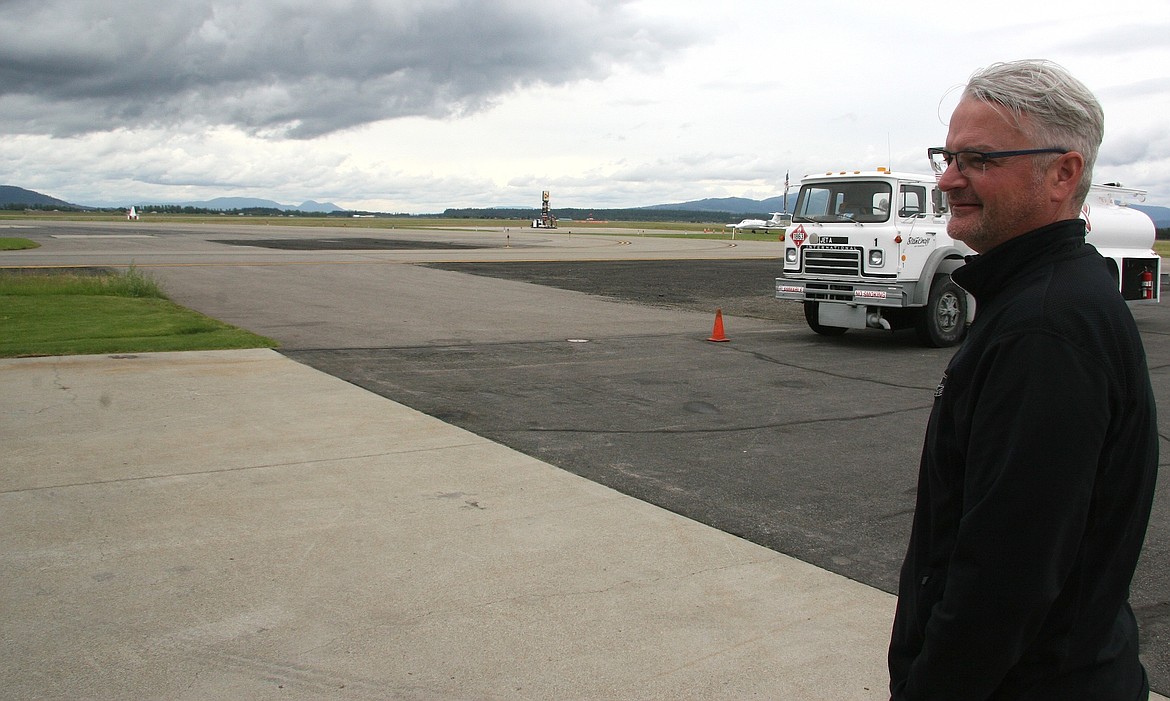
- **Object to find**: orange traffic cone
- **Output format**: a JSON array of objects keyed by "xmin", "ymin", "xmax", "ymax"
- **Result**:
[{"xmin": 707, "ymin": 308, "xmax": 730, "ymax": 342}]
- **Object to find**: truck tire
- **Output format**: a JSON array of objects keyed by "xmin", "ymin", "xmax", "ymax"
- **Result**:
[
  {"xmin": 804, "ymin": 301, "xmax": 848, "ymax": 336},
  {"xmin": 915, "ymin": 275, "xmax": 967, "ymax": 347}
]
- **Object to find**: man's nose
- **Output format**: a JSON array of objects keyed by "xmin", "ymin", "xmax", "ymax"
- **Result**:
[{"xmin": 937, "ymin": 162, "xmax": 967, "ymax": 191}]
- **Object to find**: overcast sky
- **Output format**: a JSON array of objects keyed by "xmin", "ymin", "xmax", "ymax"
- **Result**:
[{"xmin": 2, "ymin": 0, "xmax": 1169, "ymax": 212}]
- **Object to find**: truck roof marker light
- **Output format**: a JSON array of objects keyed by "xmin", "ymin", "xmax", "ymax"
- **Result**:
[{"xmin": 895, "ymin": 235, "xmax": 902, "ymax": 243}]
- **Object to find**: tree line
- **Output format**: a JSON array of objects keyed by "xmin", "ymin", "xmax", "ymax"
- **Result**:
[{"xmin": 441, "ymin": 207, "xmax": 747, "ymax": 223}]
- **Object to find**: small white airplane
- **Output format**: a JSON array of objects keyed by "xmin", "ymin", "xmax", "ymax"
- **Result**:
[{"xmin": 725, "ymin": 212, "xmax": 790, "ymax": 232}]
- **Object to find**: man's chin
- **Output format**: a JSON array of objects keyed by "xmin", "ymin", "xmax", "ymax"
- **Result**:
[
  {"xmin": 946, "ymin": 220, "xmax": 984, "ymax": 251},
  {"xmin": 947, "ymin": 221, "xmax": 973, "ymax": 241}
]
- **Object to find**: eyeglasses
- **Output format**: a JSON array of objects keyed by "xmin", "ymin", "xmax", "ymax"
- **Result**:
[{"xmin": 927, "ymin": 147, "xmax": 1069, "ymax": 175}]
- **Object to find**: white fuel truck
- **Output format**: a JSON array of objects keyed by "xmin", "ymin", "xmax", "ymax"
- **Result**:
[{"xmin": 774, "ymin": 169, "xmax": 1160, "ymax": 347}]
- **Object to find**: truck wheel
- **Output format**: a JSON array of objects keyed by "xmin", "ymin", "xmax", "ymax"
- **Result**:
[
  {"xmin": 915, "ymin": 276, "xmax": 967, "ymax": 347},
  {"xmin": 804, "ymin": 302, "xmax": 848, "ymax": 336}
]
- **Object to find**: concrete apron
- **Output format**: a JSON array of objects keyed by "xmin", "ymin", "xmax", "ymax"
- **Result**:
[{"xmin": 1, "ymin": 349, "xmax": 1161, "ymax": 700}]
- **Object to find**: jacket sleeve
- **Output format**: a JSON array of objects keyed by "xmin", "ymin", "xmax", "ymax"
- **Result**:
[{"xmin": 899, "ymin": 330, "xmax": 1112, "ymax": 700}]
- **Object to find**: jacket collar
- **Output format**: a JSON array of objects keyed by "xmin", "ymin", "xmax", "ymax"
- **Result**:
[{"xmin": 952, "ymin": 219, "xmax": 1087, "ymax": 303}]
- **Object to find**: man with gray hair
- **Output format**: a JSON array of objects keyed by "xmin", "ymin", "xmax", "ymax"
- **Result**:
[{"xmin": 888, "ymin": 60, "xmax": 1158, "ymax": 699}]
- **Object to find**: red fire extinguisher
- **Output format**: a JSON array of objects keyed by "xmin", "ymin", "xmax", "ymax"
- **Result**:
[{"xmin": 1140, "ymin": 268, "xmax": 1154, "ymax": 300}]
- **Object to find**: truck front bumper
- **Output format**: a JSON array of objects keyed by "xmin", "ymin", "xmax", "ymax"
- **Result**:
[{"xmin": 775, "ymin": 278, "xmax": 910, "ymax": 308}]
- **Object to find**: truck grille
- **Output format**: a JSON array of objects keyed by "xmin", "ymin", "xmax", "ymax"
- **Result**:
[{"xmin": 803, "ymin": 247, "xmax": 863, "ymax": 276}]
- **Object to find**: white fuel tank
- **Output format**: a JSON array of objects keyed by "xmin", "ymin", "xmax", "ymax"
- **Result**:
[{"xmin": 1081, "ymin": 188, "xmax": 1156, "ymax": 252}]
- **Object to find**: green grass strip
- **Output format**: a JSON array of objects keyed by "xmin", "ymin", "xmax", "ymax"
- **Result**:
[
  {"xmin": 0, "ymin": 268, "xmax": 277, "ymax": 357},
  {"xmin": 0, "ymin": 237, "xmax": 40, "ymax": 250}
]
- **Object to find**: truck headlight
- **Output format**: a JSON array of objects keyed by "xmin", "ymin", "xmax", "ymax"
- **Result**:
[
  {"xmin": 786, "ymin": 248, "xmax": 798, "ymax": 264},
  {"xmin": 868, "ymin": 249, "xmax": 884, "ymax": 267}
]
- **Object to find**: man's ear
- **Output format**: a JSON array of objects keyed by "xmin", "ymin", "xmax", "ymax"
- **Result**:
[{"xmin": 1049, "ymin": 151, "xmax": 1085, "ymax": 205}]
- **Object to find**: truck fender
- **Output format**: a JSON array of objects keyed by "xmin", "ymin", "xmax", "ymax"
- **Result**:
[{"xmin": 909, "ymin": 247, "xmax": 969, "ymax": 306}]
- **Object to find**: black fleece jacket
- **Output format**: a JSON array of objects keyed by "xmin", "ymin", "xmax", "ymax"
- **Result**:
[{"xmin": 888, "ymin": 219, "xmax": 1158, "ymax": 700}]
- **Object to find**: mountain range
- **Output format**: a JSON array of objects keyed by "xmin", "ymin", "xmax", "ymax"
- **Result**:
[
  {"xmin": 0, "ymin": 187, "xmax": 341, "ymax": 213},
  {"xmin": 643, "ymin": 195, "xmax": 796, "ymax": 214},
  {"xmin": 0, "ymin": 185, "xmax": 82, "ymax": 210},
  {"xmin": 170, "ymin": 197, "xmax": 343, "ymax": 212},
  {"xmin": 3, "ymin": 184, "xmax": 1168, "ymax": 227}
]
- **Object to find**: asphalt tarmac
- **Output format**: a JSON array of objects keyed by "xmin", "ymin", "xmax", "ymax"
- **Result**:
[{"xmin": 4, "ymin": 219, "xmax": 1169, "ymax": 693}]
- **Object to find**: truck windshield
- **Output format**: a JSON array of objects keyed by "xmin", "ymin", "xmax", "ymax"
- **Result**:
[{"xmin": 792, "ymin": 181, "xmax": 893, "ymax": 223}]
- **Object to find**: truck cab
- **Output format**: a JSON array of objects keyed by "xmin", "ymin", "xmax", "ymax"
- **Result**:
[{"xmin": 777, "ymin": 169, "xmax": 971, "ymax": 346}]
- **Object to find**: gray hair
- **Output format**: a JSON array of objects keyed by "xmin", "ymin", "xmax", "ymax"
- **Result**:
[{"xmin": 964, "ymin": 59, "xmax": 1104, "ymax": 204}]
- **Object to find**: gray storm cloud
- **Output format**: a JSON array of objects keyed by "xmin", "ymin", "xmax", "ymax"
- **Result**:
[{"xmin": 0, "ymin": 0, "xmax": 687, "ymax": 139}]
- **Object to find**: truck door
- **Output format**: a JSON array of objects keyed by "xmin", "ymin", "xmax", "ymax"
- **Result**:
[{"xmin": 898, "ymin": 185, "xmax": 937, "ymax": 274}]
